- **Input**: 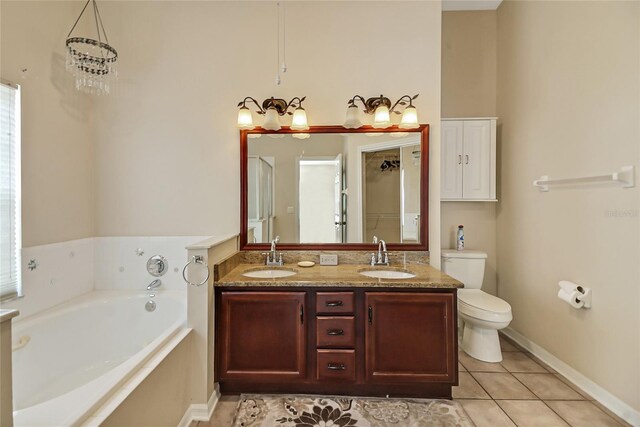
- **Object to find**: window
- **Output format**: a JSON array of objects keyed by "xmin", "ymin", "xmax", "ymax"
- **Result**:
[{"xmin": 0, "ymin": 82, "xmax": 21, "ymax": 301}]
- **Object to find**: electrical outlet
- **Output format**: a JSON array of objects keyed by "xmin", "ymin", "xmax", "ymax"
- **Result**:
[{"xmin": 319, "ymin": 254, "xmax": 338, "ymax": 266}]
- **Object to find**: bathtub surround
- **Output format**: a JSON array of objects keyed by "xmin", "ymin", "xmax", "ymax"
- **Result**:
[
  {"xmin": 14, "ymin": 238, "xmax": 94, "ymax": 319},
  {"xmin": 93, "ymin": 236, "xmax": 208, "ymax": 291},
  {"xmin": 99, "ymin": 329, "xmax": 194, "ymax": 427},
  {"xmin": 496, "ymin": 0, "xmax": 640, "ymax": 424},
  {"xmin": 5, "ymin": 236, "xmax": 205, "ymax": 319}
]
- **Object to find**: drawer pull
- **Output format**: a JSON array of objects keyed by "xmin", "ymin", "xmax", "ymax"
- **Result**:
[
  {"xmin": 326, "ymin": 301, "xmax": 343, "ymax": 307},
  {"xmin": 327, "ymin": 363, "xmax": 346, "ymax": 371},
  {"xmin": 326, "ymin": 329, "xmax": 344, "ymax": 336}
]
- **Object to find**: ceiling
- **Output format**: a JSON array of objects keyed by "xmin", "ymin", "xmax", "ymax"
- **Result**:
[{"xmin": 442, "ymin": 0, "xmax": 503, "ymax": 12}]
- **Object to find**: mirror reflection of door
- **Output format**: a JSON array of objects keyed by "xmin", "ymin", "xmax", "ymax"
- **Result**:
[
  {"xmin": 363, "ymin": 148, "xmax": 401, "ymax": 242},
  {"xmin": 247, "ymin": 156, "xmax": 274, "ymax": 243},
  {"xmin": 362, "ymin": 144, "xmax": 420, "ymax": 243},
  {"xmin": 298, "ymin": 155, "xmax": 344, "ymax": 243}
]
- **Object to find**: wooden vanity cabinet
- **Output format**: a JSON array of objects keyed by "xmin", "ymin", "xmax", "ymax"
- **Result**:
[
  {"xmin": 365, "ymin": 292, "xmax": 456, "ymax": 383},
  {"xmin": 215, "ymin": 288, "xmax": 457, "ymax": 398},
  {"xmin": 217, "ymin": 292, "xmax": 306, "ymax": 382}
]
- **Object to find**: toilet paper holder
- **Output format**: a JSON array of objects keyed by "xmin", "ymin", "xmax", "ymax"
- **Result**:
[{"xmin": 558, "ymin": 281, "xmax": 592, "ymax": 309}]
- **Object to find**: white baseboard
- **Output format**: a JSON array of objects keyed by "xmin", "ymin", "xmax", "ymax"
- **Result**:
[
  {"xmin": 502, "ymin": 327, "xmax": 640, "ymax": 427},
  {"xmin": 177, "ymin": 385, "xmax": 221, "ymax": 427}
]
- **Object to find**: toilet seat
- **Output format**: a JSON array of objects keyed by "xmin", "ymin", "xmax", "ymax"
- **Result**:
[{"xmin": 458, "ymin": 289, "xmax": 512, "ymax": 323}]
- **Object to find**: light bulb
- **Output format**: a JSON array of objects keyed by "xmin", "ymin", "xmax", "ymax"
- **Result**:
[
  {"xmin": 290, "ymin": 107, "xmax": 309, "ymax": 131},
  {"xmin": 237, "ymin": 107, "xmax": 255, "ymax": 130},
  {"xmin": 262, "ymin": 107, "xmax": 281, "ymax": 131},
  {"xmin": 372, "ymin": 105, "xmax": 391, "ymax": 129},
  {"xmin": 399, "ymin": 106, "xmax": 419, "ymax": 129},
  {"xmin": 343, "ymin": 105, "xmax": 362, "ymax": 129}
]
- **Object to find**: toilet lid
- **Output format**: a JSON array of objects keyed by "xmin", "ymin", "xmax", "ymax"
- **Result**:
[{"xmin": 458, "ymin": 289, "xmax": 511, "ymax": 314}]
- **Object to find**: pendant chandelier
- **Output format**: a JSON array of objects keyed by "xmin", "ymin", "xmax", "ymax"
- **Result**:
[{"xmin": 65, "ymin": 0, "xmax": 118, "ymax": 95}]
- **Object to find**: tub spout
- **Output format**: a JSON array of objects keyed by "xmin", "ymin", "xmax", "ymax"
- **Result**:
[{"xmin": 147, "ymin": 279, "xmax": 162, "ymax": 291}]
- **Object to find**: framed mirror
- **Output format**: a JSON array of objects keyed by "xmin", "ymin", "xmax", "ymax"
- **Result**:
[{"xmin": 240, "ymin": 125, "xmax": 429, "ymax": 251}]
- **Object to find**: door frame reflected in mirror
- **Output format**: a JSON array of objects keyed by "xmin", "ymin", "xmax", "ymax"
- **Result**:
[{"xmin": 240, "ymin": 125, "xmax": 429, "ymax": 251}]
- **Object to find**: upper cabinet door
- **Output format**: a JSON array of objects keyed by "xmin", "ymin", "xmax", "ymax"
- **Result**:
[
  {"xmin": 441, "ymin": 121, "xmax": 464, "ymax": 200},
  {"xmin": 462, "ymin": 120, "xmax": 493, "ymax": 200}
]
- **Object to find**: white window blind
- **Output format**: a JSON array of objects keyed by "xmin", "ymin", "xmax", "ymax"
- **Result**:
[{"xmin": 0, "ymin": 82, "xmax": 21, "ymax": 301}]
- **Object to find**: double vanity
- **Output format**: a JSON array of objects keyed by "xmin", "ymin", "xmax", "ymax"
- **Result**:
[
  {"xmin": 213, "ymin": 251, "xmax": 462, "ymax": 398},
  {"xmin": 220, "ymin": 123, "xmax": 462, "ymax": 398}
]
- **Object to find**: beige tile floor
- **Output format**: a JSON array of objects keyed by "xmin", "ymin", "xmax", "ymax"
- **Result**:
[{"xmin": 198, "ymin": 335, "xmax": 630, "ymax": 427}]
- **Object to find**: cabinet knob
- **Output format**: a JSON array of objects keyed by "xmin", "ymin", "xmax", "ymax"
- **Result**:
[
  {"xmin": 327, "ymin": 329, "xmax": 344, "ymax": 336},
  {"xmin": 327, "ymin": 363, "xmax": 346, "ymax": 371},
  {"xmin": 326, "ymin": 300, "xmax": 343, "ymax": 307},
  {"xmin": 465, "ymin": 154, "xmax": 469, "ymax": 164},
  {"xmin": 458, "ymin": 154, "xmax": 462, "ymax": 165}
]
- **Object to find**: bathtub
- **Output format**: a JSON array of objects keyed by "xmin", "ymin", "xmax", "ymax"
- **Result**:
[{"xmin": 11, "ymin": 290, "xmax": 186, "ymax": 426}]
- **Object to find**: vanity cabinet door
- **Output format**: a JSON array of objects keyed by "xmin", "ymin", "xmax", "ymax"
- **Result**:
[
  {"xmin": 218, "ymin": 292, "xmax": 306, "ymax": 381},
  {"xmin": 365, "ymin": 292, "xmax": 456, "ymax": 383}
]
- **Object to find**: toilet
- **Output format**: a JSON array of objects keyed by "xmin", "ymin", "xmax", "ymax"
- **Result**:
[{"xmin": 441, "ymin": 249, "xmax": 512, "ymax": 363}]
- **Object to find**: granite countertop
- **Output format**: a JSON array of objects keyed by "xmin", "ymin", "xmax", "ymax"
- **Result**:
[{"xmin": 216, "ymin": 261, "xmax": 462, "ymax": 289}]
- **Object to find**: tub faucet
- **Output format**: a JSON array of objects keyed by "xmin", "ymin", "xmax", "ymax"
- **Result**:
[{"xmin": 147, "ymin": 279, "xmax": 162, "ymax": 291}]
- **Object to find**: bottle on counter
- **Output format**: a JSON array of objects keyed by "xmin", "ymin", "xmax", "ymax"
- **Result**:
[{"xmin": 457, "ymin": 225, "xmax": 465, "ymax": 251}]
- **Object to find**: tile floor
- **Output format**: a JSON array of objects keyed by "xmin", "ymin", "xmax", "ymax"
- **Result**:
[{"xmin": 198, "ymin": 335, "xmax": 630, "ymax": 427}]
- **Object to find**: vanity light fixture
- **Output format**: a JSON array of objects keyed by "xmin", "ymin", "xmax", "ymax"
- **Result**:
[
  {"xmin": 236, "ymin": 96, "xmax": 308, "ymax": 131},
  {"xmin": 343, "ymin": 94, "xmax": 420, "ymax": 130}
]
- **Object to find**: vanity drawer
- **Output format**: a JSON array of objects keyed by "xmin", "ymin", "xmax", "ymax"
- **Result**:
[
  {"xmin": 316, "ymin": 316, "xmax": 355, "ymax": 348},
  {"xmin": 316, "ymin": 350, "xmax": 356, "ymax": 381},
  {"xmin": 316, "ymin": 292, "xmax": 354, "ymax": 315}
]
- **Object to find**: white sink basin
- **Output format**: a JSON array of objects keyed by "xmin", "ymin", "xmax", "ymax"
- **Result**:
[
  {"xmin": 359, "ymin": 270, "xmax": 416, "ymax": 279},
  {"xmin": 242, "ymin": 269, "xmax": 297, "ymax": 279}
]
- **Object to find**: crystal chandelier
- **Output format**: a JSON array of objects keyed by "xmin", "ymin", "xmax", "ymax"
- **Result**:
[{"xmin": 65, "ymin": 0, "xmax": 118, "ymax": 95}]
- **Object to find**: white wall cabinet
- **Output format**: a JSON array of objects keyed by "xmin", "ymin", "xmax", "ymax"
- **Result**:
[{"xmin": 441, "ymin": 118, "xmax": 497, "ymax": 201}]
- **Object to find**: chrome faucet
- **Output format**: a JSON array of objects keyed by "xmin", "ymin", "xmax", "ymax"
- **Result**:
[
  {"xmin": 370, "ymin": 236, "xmax": 390, "ymax": 266},
  {"xmin": 263, "ymin": 236, "xmax": 284, "ymax": 266},
  {"xmin": 147, "ymin": 279, "xmax": 162, "ymax": 291}
]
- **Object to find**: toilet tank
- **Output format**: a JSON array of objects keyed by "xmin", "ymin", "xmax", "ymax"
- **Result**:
[{"xmin": 441, "ymin": 250, "xmax": 487, "ymax": 289}]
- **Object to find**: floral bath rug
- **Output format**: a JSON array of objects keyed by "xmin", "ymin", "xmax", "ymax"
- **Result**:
[{"xmin": 231, "ymin": 394, "xmax": 475, "ymax": 427}]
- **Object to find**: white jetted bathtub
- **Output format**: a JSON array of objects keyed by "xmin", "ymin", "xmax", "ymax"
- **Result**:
[{"xmin": 12, "ymin": 290, "xmax": 186, "ymax": 426}]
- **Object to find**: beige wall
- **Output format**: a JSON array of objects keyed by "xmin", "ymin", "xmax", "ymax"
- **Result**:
[
  {"xmin": 442, "ymin": 11, "xmax": 497, "ymax": 118},
  {"xmin": 91, "ymin": 0, "xmax": 442, "ymax": 262},
  {"xmin": 2, "ymin": 0, "xmax": 442, "ymax": 257},
  {"xmin": 497, "ymin": 0, "xmax": 640, "ymax": 412},
  {"xmin": 441, "ymin": 202, "xmax": 497, "ymax": 294},
  {"xmin": 1, "ymin": 1, "xmax": 94, "ymax": 247},
  {"xmin": 441, "ymin": 10, "xmax": 498, "ymax": 294}
]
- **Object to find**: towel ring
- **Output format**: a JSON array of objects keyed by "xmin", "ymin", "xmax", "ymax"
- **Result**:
[{"xmin": 182, "ymin": 255, "xmax": 210, "ymax": 287}]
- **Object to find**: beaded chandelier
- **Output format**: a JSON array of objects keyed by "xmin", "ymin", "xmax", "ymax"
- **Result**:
[{"xmin": 65, "ymin": 0, "xmax": 117, "ymax": 95}]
